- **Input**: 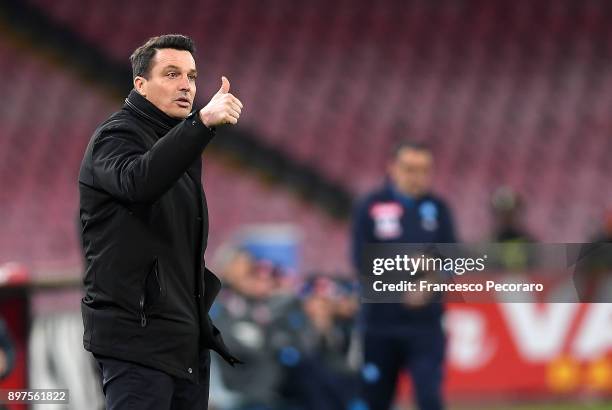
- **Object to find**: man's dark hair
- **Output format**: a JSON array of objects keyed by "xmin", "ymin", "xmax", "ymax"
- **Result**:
[
  {"xmin": 391, "ymin": 140, "xmax": 432, "ymax": 159},
  {"xmin": 130, "ymin": 34, "xmax": 196, "ymax": 79}
]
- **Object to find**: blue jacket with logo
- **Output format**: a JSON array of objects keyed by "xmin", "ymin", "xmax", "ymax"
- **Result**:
[{"xmin": 351, "ymin": 182, "xmax": 457, "ymax": 331}]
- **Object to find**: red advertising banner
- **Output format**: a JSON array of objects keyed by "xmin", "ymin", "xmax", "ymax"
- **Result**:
[{"xmin": 441, "ymin": 303, "xmax": 612, "ymax": 398}]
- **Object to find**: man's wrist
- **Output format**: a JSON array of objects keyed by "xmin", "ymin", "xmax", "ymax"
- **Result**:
[
  {"xmin": 190, "ymin": 111, "xmax": 215, "ymax": 134},
  {"xmin": 198, "ymin": 110, "xmax": 213, "ymax": 129}
]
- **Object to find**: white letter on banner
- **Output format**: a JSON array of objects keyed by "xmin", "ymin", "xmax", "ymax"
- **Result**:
[{"xmin": 500, "ymin": 303, "xmax": 578, "ymax": 361}]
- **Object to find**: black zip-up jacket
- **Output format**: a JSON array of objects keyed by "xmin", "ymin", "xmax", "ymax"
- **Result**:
[{"xmin": 78, "ymin": 89, "xmax": 238, "ymax": 383}]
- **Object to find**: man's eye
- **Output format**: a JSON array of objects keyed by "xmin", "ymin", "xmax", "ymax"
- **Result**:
[
  {"xmin": 188, "ymin": 75, "xmax": 197, "ymax": 81},
  {"xmin": 167, "ymin": 72, "xmax": 178, "ymax": 78}
]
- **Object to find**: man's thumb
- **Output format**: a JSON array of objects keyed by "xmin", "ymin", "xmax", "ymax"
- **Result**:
[{"xmin": 218, "ymin": 76, "xmax": 230, "ymax": 94}]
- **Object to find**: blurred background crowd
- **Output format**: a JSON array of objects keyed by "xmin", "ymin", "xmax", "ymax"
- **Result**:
[{"xmin": 0, "ymin": 0, "xmax": 611, "ymax": 409}]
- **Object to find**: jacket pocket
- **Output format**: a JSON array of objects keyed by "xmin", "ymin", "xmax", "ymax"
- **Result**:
[{"xmin": 139, "ymin": 257, "xmax": 166, "ymax": 327}]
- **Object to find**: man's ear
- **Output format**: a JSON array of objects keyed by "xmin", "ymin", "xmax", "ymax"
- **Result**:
[{"xmin": 134, "ymin": 76, "xmax": 147, "ymax": 96}]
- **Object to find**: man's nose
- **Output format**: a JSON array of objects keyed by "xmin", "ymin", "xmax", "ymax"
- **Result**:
[{"xmin": 178, "ymin": 75, "xmax": 191, "ymax": 92}]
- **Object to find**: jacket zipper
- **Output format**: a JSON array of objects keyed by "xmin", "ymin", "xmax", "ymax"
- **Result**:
[
  {"xmin": 139, "ymin": 293, "xmax": 147, "ymax": 327},
  {"xmin": 125, "ymin": 99, "xmax": 171, "ymax": 131},
  {"xmin": 139, "ymin": 258, "xmax": 162, "ymax": 328}
]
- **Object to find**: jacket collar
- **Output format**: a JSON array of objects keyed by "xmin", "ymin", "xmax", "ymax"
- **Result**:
[
  {"xmin": 124, "ymin": 89, "xmax": 183, "ymax": 133},
  {"xmin": 386, "ymin": 180, "xmax": 417, "ymax": 207}
]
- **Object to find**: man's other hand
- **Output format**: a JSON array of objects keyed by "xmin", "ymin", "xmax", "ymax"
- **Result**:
[{"xmin": 199, "ymin": 76, "xmax": 243, "ymax": 127}]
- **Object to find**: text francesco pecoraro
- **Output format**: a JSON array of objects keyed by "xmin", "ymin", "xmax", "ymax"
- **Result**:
[{"xmin": 369, "ymin": 254, "xmax": 545, "ymax": 294}]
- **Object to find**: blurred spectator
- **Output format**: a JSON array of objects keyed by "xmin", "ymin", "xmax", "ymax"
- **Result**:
[
  {"xmin": 571, "ymin": 209, "xmax": 612, "ymax": 302},
  {"xmin": 332, "ymin": 279, "xmax": 360, "ymax": 355},
  {"xmin": 590, "ymin": 208, "xmax": 612, "ymax": 243},
  {"xmin": 0, "ymin": 318, "xmax": 15, "ymax": 380},
  {"xmin": 210, "ymin": 248, "xmax": 298, "ymax": 410},
  {"xmin": 490, "ymin": 186, "xmax": 534, "ymax": 242},
  {"xmin": 489, "ymin": 187, "xmax": 535, "ymax": 272},
  {"xmin": 281, "ymin": 275, "xmax": 359, "ymax": 410},
  {"xmin": 352, "ymin": 141, "xmax": 457, "ymax": 410},
  {"xmin": 210, "ymin": 246, "xmax": 361, "ymax": 410}
]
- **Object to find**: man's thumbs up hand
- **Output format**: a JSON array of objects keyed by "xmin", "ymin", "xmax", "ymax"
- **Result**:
[
  {"xmin": 199, "ymin": 76, "xmax": 243, "ymax": 127},
  {"xmin": 219, "ymin": 76, "xmax": 230, "ymax": 94}
]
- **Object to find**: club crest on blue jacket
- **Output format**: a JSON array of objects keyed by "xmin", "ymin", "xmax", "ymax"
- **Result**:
[
  {"xmin": 370, "ymin": 202, "xmax": 404, "ymax": 240},
  {"xmin": 419, "ymin": 201, "xmax": 439, "ymax": 232}
]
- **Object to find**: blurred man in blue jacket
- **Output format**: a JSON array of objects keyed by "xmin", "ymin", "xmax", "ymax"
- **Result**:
[{"xmin": 351, "ymin": 141, "xmax": 457, "ymax": 410}]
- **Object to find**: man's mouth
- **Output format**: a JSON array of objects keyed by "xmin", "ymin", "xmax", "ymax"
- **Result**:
[{"xmin": 175, "ymin": 97, "xmax": 191, "ymax": 108}]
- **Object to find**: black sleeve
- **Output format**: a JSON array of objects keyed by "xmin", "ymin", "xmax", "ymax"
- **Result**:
[{"xmin": 91, "ymin": 115, "xmax": 214, "ymax": 203}]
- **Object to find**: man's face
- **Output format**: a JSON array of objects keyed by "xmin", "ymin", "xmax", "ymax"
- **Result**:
[
  {"xmin": 388, "ymin": 148, "xmax": 433, "ymax": 198},
  {"xmin": 135, "ymin": 48, "xmax": 197, "ymax": 119}
]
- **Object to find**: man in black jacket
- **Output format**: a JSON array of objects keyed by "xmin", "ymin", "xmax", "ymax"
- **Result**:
[{"xmin": 78, "ymin": 34, "xmax": 243, "ymax": 410}]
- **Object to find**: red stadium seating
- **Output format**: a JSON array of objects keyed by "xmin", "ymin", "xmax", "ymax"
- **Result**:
[
  {"xmin": 0, "ymin": 38, "xmax": 349, "ymax": 273},
  {"xmin": 26, "ymin": 0, "xmax": 612, "ymax": 242},
  {"xmin": 3, "ymin": 0, "xmax": 612, "ymax": 274},
  {"xmin": 0, "ymin": 39, "xmax": 116, "ymax": 268}
]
